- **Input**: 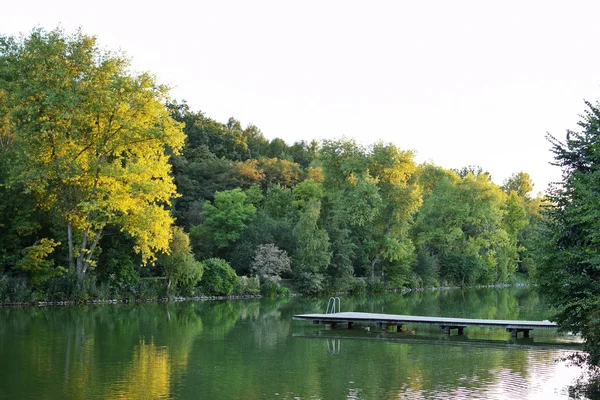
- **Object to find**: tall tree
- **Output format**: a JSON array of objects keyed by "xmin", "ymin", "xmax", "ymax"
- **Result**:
[
  {"xmin": 293, "ymin": 199, "xmax": 330, "ymax": 294},
  {"xmin": 0, "ymin": 28, "xmax": 185, "ymax": 277},
  {"xmin": 539, "ymin": 100, "xmax": 600, "ymax": 367},
  {"xmin": 502, "ymin": 172, "xmax": 534, "ymax": 199}
]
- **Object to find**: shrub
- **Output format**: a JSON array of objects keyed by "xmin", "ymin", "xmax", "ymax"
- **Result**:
[
  {"xmin": 17, "ymin": 238, "xmax": 66, "ymax": 285},
  {"xmin": 295, "ymin": 271, "xmax": 324, "ymax": 295},
  {"xmin": 349, "ymin": 278, "xmax": 367, "ymax": 294},
  {"xmin": 250, "ymin": 244, "xmax": 292, "ymax": 284},
  {"xmin": 42, "ymin": 274, "xmax": 90, "ymax": 302},
  {"xmin": 366, "ymin": 277, "xmax": 386, "ymax": 293},
  {"xmin": 0, "ymin": 277, "xmax": 34, "ymax": 303},
  {"xmin": 233, "ymin": 276, "xmax": 261, "ymax": 296},
  {"xmin": 200, "ymin": 258, "xmax": 239, "ymax": 296},
  {"xmin": 159, "ymin": 227, "xmax": 203, "ymax": 293},
  {"xmin": 260, "ymin": 281, "xmax": 291, "ymax": 297}
]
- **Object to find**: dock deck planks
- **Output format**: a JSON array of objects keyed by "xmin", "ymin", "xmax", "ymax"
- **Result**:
[{"xmin": 293, "ymin": 312, "xmax": 558, "ymax": 331}]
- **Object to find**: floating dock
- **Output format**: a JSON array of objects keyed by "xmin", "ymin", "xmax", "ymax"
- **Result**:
[{"xmin": 293, "ymin": 312, "xmax": 559, "ymax": 337}]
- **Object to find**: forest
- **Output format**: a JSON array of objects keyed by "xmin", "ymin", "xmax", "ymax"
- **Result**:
[{"xmin": 0, "ymin": 28, "xmax": 545, "ymax": 303}]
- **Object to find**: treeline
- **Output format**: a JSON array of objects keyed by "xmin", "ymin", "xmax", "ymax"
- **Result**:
[
  {"xmin": 170, "ymin": 106, "xmax": 544, "ymax": 293},
  {"xmin": 0, "ymin": 28, "xmax": 546, "ymax": 301}
]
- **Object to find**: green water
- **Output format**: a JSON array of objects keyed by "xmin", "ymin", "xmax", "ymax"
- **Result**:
[{"xmin": 0, "ymin": 287, "xmax": 586, "ymax": 399}]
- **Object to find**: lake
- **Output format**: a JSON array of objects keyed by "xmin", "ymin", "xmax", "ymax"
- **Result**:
[{"xmin": 0, "ymin": 287, "xmax": 587, "ymax": 399}]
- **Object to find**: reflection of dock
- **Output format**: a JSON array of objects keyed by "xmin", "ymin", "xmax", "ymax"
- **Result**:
[
  {"xmin": 292, "ymin": 331, "xmax": 583, "ymax": 352},
  {"xmin": 293, "ymin": 312, "xmax": 559, "ymax": 338}
]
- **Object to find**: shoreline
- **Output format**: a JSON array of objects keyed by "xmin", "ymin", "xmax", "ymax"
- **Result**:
[{"xmin": 0, "ymin": 282, "xmax": 529, "ymax": 308}]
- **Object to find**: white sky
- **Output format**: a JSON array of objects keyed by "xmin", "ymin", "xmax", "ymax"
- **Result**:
[{"xmin": 4, "ymin": 0, "xmax": 600, "ymax": 193}]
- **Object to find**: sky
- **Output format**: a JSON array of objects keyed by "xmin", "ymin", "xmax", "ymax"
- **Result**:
[{"xmin": 3, "ymin": 0, "xmax": 600, "ymax": 193}]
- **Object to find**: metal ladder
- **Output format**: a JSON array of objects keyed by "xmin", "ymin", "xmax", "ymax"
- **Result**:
[{"xmin": 326, "ymin": 297, "xmax": 341, "ymax": 314}]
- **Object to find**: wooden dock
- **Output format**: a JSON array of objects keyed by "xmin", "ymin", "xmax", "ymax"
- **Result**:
[{"xmin": 293, "ymin": 312, "xmax": 559, "ymax": 337}]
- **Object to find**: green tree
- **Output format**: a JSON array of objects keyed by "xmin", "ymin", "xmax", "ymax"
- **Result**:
[
  {"xmin": 414, "ymin": 174, "xmax": 517, "ymax": 285},
  {"xmin": 0, "ymin": 28, "xmax": 185, "ymax": 278},
  {"xmin": 160, "ymin": 227, "xmax": 203, "ymax": 293},
  {"xmin": 538, "ymin": 100, "xmax": 600, "ymax": 367},
  {"xmin": 196, "ymin": 188, "xmax": 257, "ymax": 249},
  {"xmin": 324, "ymin": 203, "xmax": 356, "ymax": 291},
  {"xmin": 200, "ymin": 258, "xmax": 238, "ymax": 296},
  {"xmin": 293, "ymin": 199, "xmax": 330, "ymax": 294},
  {"xmin": 229, "ymin": 209, "xmax": 296, "ymax": 276},
  {"xmin": 17, "ymin": 238, "xmax": 66, "ymax": 285},
  {"xmin": 502, "ymin": 172, "xmax": 534, "ymax": 199},
  {"xmin": 367, "ymin": 142, "xmax": 421, "ymax": 287}
]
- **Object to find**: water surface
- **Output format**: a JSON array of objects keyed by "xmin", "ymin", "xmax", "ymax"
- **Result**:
[{"xmin": 0, "ymin": 287, "xmax": 586, "ymax": 399}]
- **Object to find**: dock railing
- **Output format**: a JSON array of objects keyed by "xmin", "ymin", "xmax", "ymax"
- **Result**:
[{"xmin": 326, "ymin": 297, "xmax": 340, "ymax": 314}]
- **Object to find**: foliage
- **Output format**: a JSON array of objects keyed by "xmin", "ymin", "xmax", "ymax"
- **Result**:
[
  {"xmin": 250, "ymin": 244, "xmax": 292, "ymax": 284},
  {"xmin": 200, "ymin": 258, "xmax": 239, "ymax": 296},
  {"xmin": 502, "ymin": 172, "xmax": 534, "ymax": 199},
  {"xmin": 414, "ymin": 173, "xmax": 519, "ymax": 285},
  {"xmin": 293, "ymin": 199, "xmax": 330, "ymax": 294},
  {"xmin": 159, "ymin": 227, "xmax": 203, "ymax": 293},
  {"xmin": 0, "ymin": 28, "xmax": 185, "ymax": 277},
  {"xmin": 0, "ymin": 27, "xmax": 538, "ymax": 300},
  {"xmin": 324, "ymin": 205, "xmax": 356, "ymax": 291},
  {"xmin": 198, "ymin": 188, "xmax": 257, "ymax": 249},
  {"xmin": 0, "ymin": 276, "xmax": 34, "ymax": 303},
  {"xmin": 16, "ymin": 238, "xmax": 66, "ymax": 285},
  {"xmin": 260, "ymin": 281, "xmax": 291, "ymax": 297},
  {"xmin": 229, "ymin": 210, "xmax": 296, "ymax": 276},
  {"xmin": 538, "ymin": 100, "xmax": 600, "ymax": 367},
  {"xmin": 96, "ymin": 225, "xmax": 139, "ymax": 287},
  {"xmin": 232, "ymin": 276, "xmax": 261, "ymax": 296}
]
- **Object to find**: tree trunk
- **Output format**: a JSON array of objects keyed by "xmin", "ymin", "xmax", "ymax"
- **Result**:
[
  {"xmin": 81, "ymin": 224, "xmax": 104, "ymax": 276},
  {"xmin": 67, "ymin": 222, "xmax": 74, "ymax": 273}
]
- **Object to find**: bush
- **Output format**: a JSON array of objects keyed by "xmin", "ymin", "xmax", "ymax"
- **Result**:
[
  {"xmin": 250, "ymin": 244, "xmax": 292, "ymax": 284},
  {"xmin": 260, "ymin": 281, "xmax": 291, "ymax": 297},
  {"xmin": 159, "ymin": 227, "xmax": 203, "ymax": 294},
  {"xmin": 295, "ymin": 271, "xmax": 324, "ymax": 295},
  {"xmin": 42, "ymin": 274, "xmax": 90, "ymax": 302},
  {"xmin": 200, "ymin": 258, "xmax": 239, "ymax": 296},
  {"xmin": 0, "ymin": 276, "xmax": 35, "ymax": 303},
  {"xmin": 136, "ymin": 278, "xmax": 167, "ymax": 299},
  {"xmin": 233, "ymin": 276, "xmax": 261, "ymax": 296},
  {"xmin": 349, "ymin": 278, "xmax": 367, "ymax": 294},
  {"xmin": 16, "ymin": 238, "xmax": 66, "ymax": 285},
  {"xmin": 366, "ymin": 277, "xmax": 386, "ymax": 293}
]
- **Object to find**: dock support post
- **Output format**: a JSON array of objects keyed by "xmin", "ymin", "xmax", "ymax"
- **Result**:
[
  {"xmin": 457, "ymin": 327, "xmax": 464, "ymax": 336},
  {"xmin": 348, "ymin": 321, "xmax": 354, "ymax": 329},
  {"xmin": 384, "ymin": 324, "xmax": 403, "ymax": 332},
  {"xmin": 507, "ymin": 328, "xmax": 531, "ymax": 338}
]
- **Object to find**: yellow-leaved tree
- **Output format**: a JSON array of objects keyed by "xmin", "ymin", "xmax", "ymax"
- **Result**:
[{"xmin": 0, "ymin": 28, "xmax": 185, "ymax": 277}]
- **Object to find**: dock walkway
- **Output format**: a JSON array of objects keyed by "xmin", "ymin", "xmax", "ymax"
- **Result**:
[{"xmin": 293, "ymin": 312, "xmax": 558, "ymax": 337}]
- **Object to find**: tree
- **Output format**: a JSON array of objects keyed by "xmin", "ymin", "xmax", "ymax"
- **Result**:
[
  {"xmin": 196, "ymin": 188, "xmax": 257, "ymax": 249},
  {"xmin": 293, "ymin": 199, "xmax": 330, "ymax": 294},
  {"xmin": 160, "ymin": 227, "xmax": 203, "ymax": 293},
  {"xmin": 229, "ymin": 209, "xmax": 296, "ymax": 276},
  {"xmin": 538, "ymin": 100, "xmax": 600, "ymax": 367},
  {"xmin": 0, "ymin": 28, "xmax": 185, "ymax": 278},
  {"xmin": 200, "ymin": 258, "xmax": 238, "ymax": 296},
  {"xmin": 17, "ymin": 238, "xmax": 66, "ymax": 285},
  {"xmin": 414, "ymin": 173, "xmax": 518, "ymax": 285},
  {"xmin": 502, "ymin": 172, "xmax": 534, "ymax": 199},
  {"xmin": 324, "ymin": 204, "xmax": 356, "ymax": 291},
  {"xmin": 250, "ymin": 244, "xmax": 292, "ymax": 284}
]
